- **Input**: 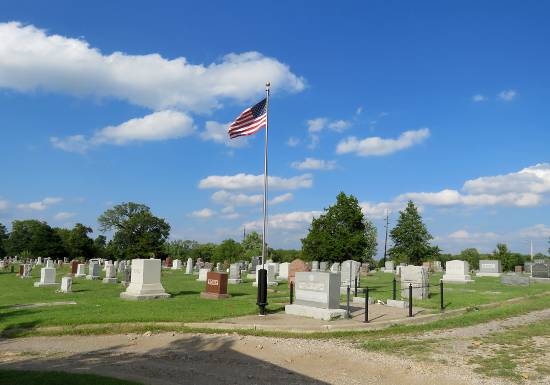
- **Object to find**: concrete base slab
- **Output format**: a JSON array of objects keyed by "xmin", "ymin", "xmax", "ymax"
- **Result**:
[
  {"xmin": 74, "ymin": 274, "xmax": 86, "ymax": 278},
  {"xmin": 86, "ymin": 275, "xmax": 100, "ymax": 280},
  {"xmin": 120, "ymin": 292, "xmax": 170, "ymax": 300},
  {"xmin": 200, "ymin": 292, "xmax": 231, "ymax": 300},
  {"xmin": 386, "ymin": 299, "xmax": 409, "ymax": 308},
  {"xmin": 442, "ymin": 278, "xmax": 474, "ymax": 283},
  {"xmin": 285, "ymin": 304, "xmax": 347, "ymax": 321},
  {"xmin": 253, "ymin": 282, "xmax": 278, "ymax": 287},
  {"xmin": 102, "ymin": 278, "xmax": 118, "ymax": 284},
  {"xmin": 352, "ymin": 296, "xmax": 374, "ymax": 304},
  {"xmin": 246, "ymin": 274, "xmax": 256, "ymax": 280},
  {"xmin": 33, "ymin": 282, "xmax": 57, "ymax": 287},
  {"xmin": 228, "ymin": 278, "xmax": 242, "ymax": 284}
]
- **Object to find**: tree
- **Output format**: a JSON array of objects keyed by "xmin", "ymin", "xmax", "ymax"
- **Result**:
[
  {"xmin": 493, "ymin": 243, "xmax": 523, "ymax": 271},
  {"xmin": 459, "ymin": 248, "xmax": 481, "ymax": 270},
  {"xmin": 0, "ymin": 223, "xmax": 7, "ymax": 258},
  {"xmin": 164, "ymin": 240, "xmax": 199, "ymax": 259},
  {"xmin": 7, "ymin": 220, "xmax": 67, "ymax": 259},
  {"xmin": 98, "ymin": 202, "xmax": 170, "ymax": 259},
  {"xmin": 362, "ymin": 219, "xmax": 378, "ymax": 267},
  {"xmin": 301, "ymin": 192, "xmax": 377, "ymax": 263},
  {"xmin": 388, "ymin": 201, "xmax": 434, "ymax": 265},
  {"xmin": 93, "ymin": 235, "xmax": 107, "ymax": 259},
  {"xmin": 213, "ymin": 239, "xmax": 243, "ymax": 263},
  {"xmin": 242, "ymin": 231, "xmax": 263, "ymax": 260}
]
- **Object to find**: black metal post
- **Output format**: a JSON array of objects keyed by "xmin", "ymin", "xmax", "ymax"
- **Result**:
[
  {"xmin": 346, "ymin": 286, "xmax": 351, "ymax": 318},
  {"xmin": 354, "ymin": 277, "xmax": 358, "ymax": 296},
  {"xmin": 392, "ymin": 277, "xmax": 397, "ymax": 300},
  {"xmin": 364, "ymin": 287, "xmax": 369, "ymax": 323},
  {"xmin": 408, "ymin": 283, "xmax": 413, "ymax": 317},
  {"xmin": 440, "ymin": 279, "xmax": 444, "ymax": 312},
  {"xmin": 257, "ymin": 268, "xmax": 268, "ymax": 316},
  {"xmin": 289, "ymin": 281, "xmax": 294, "ymax": 304}
]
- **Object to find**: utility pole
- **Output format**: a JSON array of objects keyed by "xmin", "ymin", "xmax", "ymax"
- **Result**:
[
  {"xmin": 383, "ymin": 210, "xmax": 390, "ymax": 264},
  {"xmin": 243, "ymin": 227, "xmax": 246, "ymax": 243},
  {"xmin": 530, "ymin": 240, "xmax": 533, "ymax": 261}
]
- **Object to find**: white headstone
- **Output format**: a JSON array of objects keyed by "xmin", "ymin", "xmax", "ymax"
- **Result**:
[
  {"xmin": 197, "ymin": 268, "xmax": 210, "ymax": 281},
  {"xmin": 75, "ymin": 263, "xmax": 86, "ymax": 278},
  {"xmin": 34, "ymin": 267, "xmax": 57, "ymax": 287},
  {"xmin": 330, "ymin": 262, "xmax": 340, "ymax": 273},
  {"xmin": 253, "ymin": 264, "xmax": 278, "ymax": 286},
  {"xmin": 443, "ymin": 260, "xmax": 473, "ymax": 283},
  {"xmin": 120, "ymin": 259, "xmax": 170, "ymax": 300},
  {"xmin": 477, "ymin": 260, "xmax": 502, "ymax": 277},
  {"xmin": 228, "ymin": 263, "xmax": 242, "ymax": 284},
  {"xmin": 46, "ymin": 259, "xmax": 55, "ymax": 269},
  {"xmin": 21, "ymin": 263, "xmax": 32, "ymax": 278},
  {"xmin": 172, "ymin": 259, "xmax": 182, "ymax": 270},
  {"xmin": 384, "ymin": 260, "xmax": 395, "ymax": 273},
  {"xmin": 60, "ymin": 276, "xmax": 72, "ymax": 293},
  {"xmin": 311, "ymin": 261, "xmax": 320, "ymax": 272},
  {"xmin": 319, "ymin": 261, "xmax": 328, "ymax": 272},
  {"xmin": 186, "ymin": 258, "xmax": 193, "ymax": 274},
  {"xmin": 340, "ymin": 260, "xmax": 360, "ymax": 288},
  {"xmin": 86, "ymin": 261, "xmax": 100, "ymax": 280},
  {"xmin": 278, "ymin": 262, "xmax": 289, "ymax": 280},
  {"xmin": 103, "ymin": 264, "xmax": 118, "ymax": 284},
  {"xmin": 400, "ymin": 266, "xmax": 429, "ymax": 299}
]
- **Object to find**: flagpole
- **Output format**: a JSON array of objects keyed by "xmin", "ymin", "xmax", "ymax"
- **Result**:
[
  {"xmin": 262, "ymin": 82, "xmax": 270, "ymax": 269},
  {"xmin": 257, "ymin": 82, "xmax": 270, "ymax": 316}
]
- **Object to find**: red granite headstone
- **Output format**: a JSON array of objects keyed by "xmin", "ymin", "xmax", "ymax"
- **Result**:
[
  {"xmin": 165, "ymin": 257, "xmax": 173, "ymax": 268},
  {"xmin": 200, "ymin": 272, "xmax": 230, "ymax": 299},
  {"xmin": 18, "ymin": 264, "xmax": 24, "ymax": 276},
  {"xmin": 515, "ymin": 265, "xmax": 523, "ymax": 273},
  {"xmin": 288, "ymin": 259, "xmax": 310, "ymax": 284},
  {"xmin": 71, "ymin": 260, "xmax": 79, "ymax": 275}
]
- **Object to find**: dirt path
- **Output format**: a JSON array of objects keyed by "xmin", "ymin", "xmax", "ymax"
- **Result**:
[
  {"xmin": 0, "ymin": 332, "xmax": 505, "ymax": 385},
  {"xmin": 419, "ymin": 307, "xmax": 550, "ymax": 339}
]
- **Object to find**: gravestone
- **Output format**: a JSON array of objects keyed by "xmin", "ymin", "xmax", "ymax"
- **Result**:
[
  {"xmin": 165, "ymin": 257, "xmax": 173, "ymax": 268},
  {"xmin": 228, "ymin": 263, "xmax": 242, "ymax": 284},
  {"xmin": 114, "ymin": 260, "xmax": 119, "ymax": 270},
  {"xmin": 18, "ymin": 263, "xmax": 24, "ymax": 276},
  {"xmin": 120, "ymin": 259, "xmax": 170, "ymax": 300},
  {"xmin": 204, "ymin": 262, "xmax": 213, "ymax": 271},
  {"xmin": 319, "ymin": 261, "xmax": 328, "ymax": 272},
  {"xmin": 37, "ymin": 257, "xmax": 43, "ymax": 265},
  {"xmin": 532, "ymin": 263, "xmax": 550, "ymax": 279},
  {"xmin": 442, "ymin": 260, "xmax": 473, "ymax": 283},
  {"xmin": 254, "ymin": 264, "xmax": 278, "ymax": 286},
  {"xmin": 524, "ymin": 262, "xmax": 533, "ymax": 274},
  {"xmin": 422, "ymin": 261, "xmax": 434, "ymax": 272},
  {"xmin": 250, "ymin": 256, "xmax": 261, "ymax": 271},
  {"xmin": 122, "ymin": 265, "xmax": 131, "ymax": 286},
  {"xmin": 477, "ymin": 260, "xmax": 502, "ymax": 277},
  {"xmin": 501, "ymin": 274, "xmax": 530, "ymax": 286},
  {"xmin": 216, "ymin": 262, "xmax": 222, "ymax": 272},
  {"xmin": 400, "ymin": 266, "xmax": 429, "ymax": 299},
  {"xmin": 288, "ymin": 259, "xmax": 310, "ymax": 284},
  {"xmin": 285, "ymin": 272, "xmax": 346, "ymax": 320},
  {"xmin": 34, "ymin": 267, "xmax": 57, "ymax": 287},
  {"xmin": 384, "ymin": 260, "xmax": 395, "ymax": 273},
  {"xmin": 103, "ymin": 264, "xmax": 118, "ymax": 284},
  {"xmin": 60, "ymin": 276, "xmax": 72, "ymax": 293},
  {"xmin": 200, "ymin": 272, "xmax": 230, "ymax": 299},
  {"xmin": 330, "ymin": 262, "xmax": 340, "ymax": 273},
  {"xmin": 515, "ymin": 265, "xmax": 523, "ymax": 273},
  {"xmin": 340, "ymin": 260, "xmax": 361, "ymax": 289},
  {"xmin": 21, "ymin": 264, "xmax": 32, "ymax": 279},
  {"xmin": 172, "ymin": 259, "xmax": 182, "ymax": 270},
  {"xmin": 197, "ymin": 268, "xmax": 210, "ymax": 282},
  {"xmin": 75, "ymin": 264, "xmax": 86, "ymax": 278},
  {"xmin": 70, "ymin": 260, "xmax": 79, "ymax": 276},
  {"xmin": 186, "ymin": 258, "xmax": 193, "ymax": 274},
  {"xmin": 433, "ymin": 261, "xmax": 443, "ymax": 272},
  {"xmin": 46, "ymin": 259, "xmax": 54, "ymax": 269},
  {"xmin": 86, "ymin": 261, "xmax": 101, "ymax": 280},
  {"xmin": 278, "ymin": 262, "xmax": 289, "ymax": 280},
  {"xmin": 118, "ymin": 260, "xmax": 126, "ymax": 274},
  {"xmin": 311, "ymin": 261, "xmax": 320, "ymax": 272}
]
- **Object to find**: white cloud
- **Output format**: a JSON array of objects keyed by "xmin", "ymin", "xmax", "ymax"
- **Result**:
[
  {"xmin": 463, "ymin": 163, "xmax": 550, "ymax": 195},
  {"xmin": 286, "ymin": 137, "xmax": 300, "ymax": 147},
  {"xmin": 0, "ymin": 22, "xmax": 305, "ymax": 113},
  {"xmin": 189, "ymin": 208, "xmax": 216, "ymax": 218},
  {"xmin": 328, "ymin": 120, "xmax": 351, "ymax": 132},
  {"xmin": 360, "ymin": 201, "xmax": 407, "ymax": 219},
  {"xmin": 519, "ymin": 224, "xmax": 550, "ymax": 239},
  {"xmin": 51, "ymin": 110, "xmax": 196, "ymax": 153},
  {"xmin": 211, "ymin": 190, "xmax": 293, "ymax": 208},
  {"xmin": 0, "ymin": 199, "xmax": 9, "ymax": 211},
  {"xmin": 307, "ymin": 117, "xmax": 351, "ymax": 133},
  {"xmin": 447, "ymin": 229, "xmax": 499, "ymax": 241},
  {"xmin": 244, "ymin": 210, "xmax": 322, "ymax": 231},
  {"xmin": 307, "ymin": 134, "xmax": 320, "ymax": 150},
  {"xmin": 307, "ymin": 118, "xmax": 328, "ymax": 133},
  {"xmin": 201, "ymin": 120, "xmax": 248, "ymax": 148},
  {"xmin": 54, "ymin": 211, "xmax": 76, "ymax": 220},
  {"xmin": 498, "ymin": 89, "xmax": 517, "ymax": 101},
  {"xmin": 472, "ymin": 94, "xmax": 487, "ymax": 102},
  {"xmin": 270, "ymin": 192, "xmax": 293, "ymax": 205},
  {"xmin": 17, "ymin": 197, "xmax": 63, "ymax": 211},
  {"xmin": 291, "ymin": 157, "xmax": 336, "ymax": 171},
  {"xmin": 336, "ymin": 128, "xmax": 430, "ymax": 157},
  {"xmin": 199, "ymin": 173, "xmax": 313, "ymax": 191}
]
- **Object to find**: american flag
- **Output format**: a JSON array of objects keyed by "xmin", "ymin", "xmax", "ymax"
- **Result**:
[{"xmin": 228, "ymin": 98, "xmax": 267, "ymax": 139}]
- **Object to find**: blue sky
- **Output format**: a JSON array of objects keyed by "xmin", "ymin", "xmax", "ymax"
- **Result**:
[{"xmin": 0, "ymin": 1, "xmax": 549, "ymax": 255}]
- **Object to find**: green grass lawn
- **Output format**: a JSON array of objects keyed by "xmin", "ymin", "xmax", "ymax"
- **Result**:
[
  {"xmin": 0, "ymin": 266, "xmax": 289, "ymax": 335},
  {"xmin": 0, "ymin": 369, "xmax": 143, "ymax": 385},
  {"xmin": 353, "ymin": 271, "xmax": 550, "ymax": 311}
]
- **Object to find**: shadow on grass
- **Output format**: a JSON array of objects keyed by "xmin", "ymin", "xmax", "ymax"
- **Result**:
[
  {"xmin": 169, "ymin": 290, "xmax": 201, "ymax": 297},
  {"xmin": 0, "ymin": 335, "xmax": 329, "ymax": 384}
]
